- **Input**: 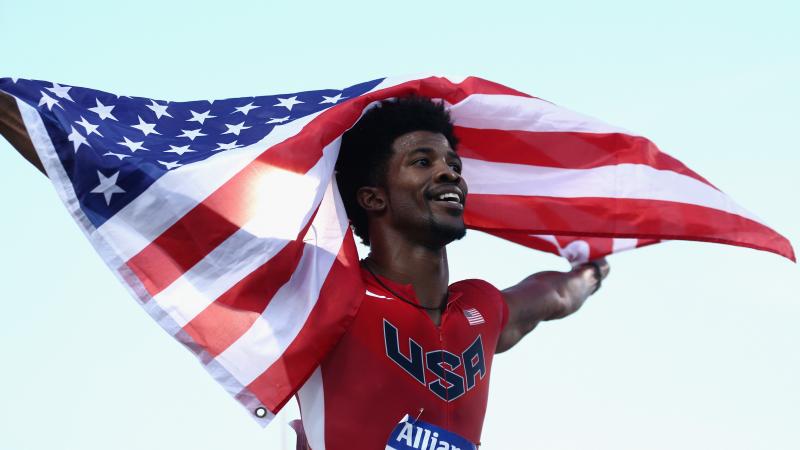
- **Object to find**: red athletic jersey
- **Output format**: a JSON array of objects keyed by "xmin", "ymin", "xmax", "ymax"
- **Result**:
[{"xmin": 296, "ymin": 267, "xmax": 509, "ymax": 449}]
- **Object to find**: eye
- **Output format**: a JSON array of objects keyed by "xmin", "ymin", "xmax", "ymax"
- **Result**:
[
  {"xmin": 449, "ymin": 162, "xmax": 462, "ymax": 173},
  {"xmin": 413, "ymin": 158, "xmax": 430, "ymax": 167}
]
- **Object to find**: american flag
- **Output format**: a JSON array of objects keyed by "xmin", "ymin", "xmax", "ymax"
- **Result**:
[
  {"xmin": 463, "ymin": 308, "xmax": 486, "ymax": 326},
  {"xmin": 0, "ymin": 75, "xmax": 793, "ymax": 426}
]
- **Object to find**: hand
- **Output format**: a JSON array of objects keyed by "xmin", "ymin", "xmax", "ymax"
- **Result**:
[
  {"xmin": 580, "ymin": 258, "xmax": 609, "ymax": 293},
  {"xmin": 0, "ymin": 91, "xmax": 44, "ymax": 174},
  {"xmin": 0, "ymin": 91, "xmax": 16, "ymax": 119},
  {"xmin": 592, "ymin": 258, "xmax": 610, "ymax": 280}
]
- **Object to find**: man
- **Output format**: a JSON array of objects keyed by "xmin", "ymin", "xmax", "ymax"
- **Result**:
[
  {"xmin": 0, "ymin": 92, "xmax": 609, "ymax": 449},
  {"xmin": 291, "ymin": 97, "xmax": 609, "ymax": 449}
]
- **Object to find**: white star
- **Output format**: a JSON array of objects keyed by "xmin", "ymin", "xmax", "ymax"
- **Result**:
[
  {"xmin": 266, "ymin": 116, "xmax": 290, "ymax": 124},
  {"xmin": 146, "ymin": 100, "xmax": 172, "ymax": 119},
  {"xmin": 320, "ymin": 93, "xmax": 347, "ymax": 104},
  {"xmin": 38, "ymin": 91, "xmax": 60, "ymax": 110},
  {"xmin": 213, "ymin": 140, "xmax": 242, "ymax": 151},
  {"xmin": 222, "ymin": 121, "xmax": 251, "ymax": 136},
  {"xmin": 233, "ymin": 102, "xmax": 260, "ymax": 115},
  {"xmin": 46, "ymin": 83, "xmax": 73, "ymax": 101},
  {"xmin": 10, "ymin": 77, "xmax": 18, "ymax": 83},
  {"xmin": 274, "ymin": 96, "xmax": 303, "ymax": 111},
  {"xmin": 177, "ymin": 128, "xmax": 207, "ymax": 141},
  {"xmin": 90, "ymin": 171, "xmax": 126, "ymax": 205},
  {"xmin": 75, "ymin": 116, "xmax": 103, "ymax": 137},
  {"xmin": 88, "ymin": 99, "xmax": 118, "ymax": 121},
  {"xmin": 158, "ymin": 160, "xmax": 183, "ymax": 170},
  {"xmin": 164, "ymin": 144, "xmax": 196, "ymax": 156},
  {"xmin": 118, "ymin": 136, "xmax": 149, "ymax": 153},
  {"xmin": 67, "ymin": 126, "xmax": 89, "ymax": 152},
  {"xmin": 103, "ymin": 152, "xmax": 131, "ymax": 160},
  {"xmin": 131, "ymin": 116, "xmax": 160, "ymax": 136},
  {"xmin": 187, "ymin": 109, "xmax": 216, "ymax": 125}
]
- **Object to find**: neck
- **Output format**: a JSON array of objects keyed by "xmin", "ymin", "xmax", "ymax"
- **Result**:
[{"xmin": 365, "ymin": 231, "xmax": 450, "ymax": 310}]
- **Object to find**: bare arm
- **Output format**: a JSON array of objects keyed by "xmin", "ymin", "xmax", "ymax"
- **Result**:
[
  {"xmin": 0, "ymin": 91, "xmax": 44, "ymax": 174},
  {"xmin": 496, "ymin": 259, "xmax": 610, "ymax": 353}
]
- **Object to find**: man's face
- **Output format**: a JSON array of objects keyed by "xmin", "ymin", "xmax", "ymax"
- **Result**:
[{"xmin": 380, "ymin": 130, "xmax": 468, "ymax": 248}]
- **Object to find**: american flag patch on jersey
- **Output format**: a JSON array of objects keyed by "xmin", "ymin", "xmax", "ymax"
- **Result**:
[{"xmin": 463, "ymin": 308, "xmax": 485, "ymax": 326}]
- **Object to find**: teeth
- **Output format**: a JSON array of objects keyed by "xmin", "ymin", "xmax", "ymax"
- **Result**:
[{"xmin": 436, "ymin": 193, "xmax": 460, "ymax": 202}]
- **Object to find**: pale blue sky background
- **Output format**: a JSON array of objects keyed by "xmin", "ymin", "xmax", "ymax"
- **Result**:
[{"xmin": 1, "ymin": 1, "xmax": 798, "ymax": 449}]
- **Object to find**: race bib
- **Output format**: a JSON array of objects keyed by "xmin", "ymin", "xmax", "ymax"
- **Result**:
[{"xmin": 386, "ymin": 415, "xmax": 477, "ymax": 450}]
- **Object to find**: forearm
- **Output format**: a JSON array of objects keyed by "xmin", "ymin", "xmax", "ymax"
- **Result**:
[
  {"xmin": 0, "ymin": 91, "xmax": 44, "ymax": 174},
  {"xmin": 546, "ymin": 263, "xmax": 602, "ymax": 318},
  {"xmin": 497, "ymin": 260, "xmax": 608, "ymax": 353},
  {"xmin": 506, "ymin": 263, "xmax": 600, "ymax": 322}
]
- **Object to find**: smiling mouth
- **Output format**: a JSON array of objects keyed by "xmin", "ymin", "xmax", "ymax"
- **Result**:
[
  {"xmin": 435, "ymin": 192, "xmax": 461, "ymax": 203},
  {"xmin": 430, "ymin": 192, "xmax": 464, "ymax": 210}
]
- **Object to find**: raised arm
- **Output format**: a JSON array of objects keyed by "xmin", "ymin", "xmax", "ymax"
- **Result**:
[
  {"xmin": 0, "ymin": 91, "xmax": 44, "ymax": 174},
  {"xmin": 496, "ymin": 259, "xmax": 610, "ymax": 353}
]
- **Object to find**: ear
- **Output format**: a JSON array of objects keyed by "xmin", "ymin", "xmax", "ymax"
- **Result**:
[{"xmin": 356, "ymin": 186, "xmax": 386, "ymax": 213}]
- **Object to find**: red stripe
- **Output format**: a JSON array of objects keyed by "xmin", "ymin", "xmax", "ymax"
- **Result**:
[
  {"xmin": 125, "ymin": 129, "xmax": 333, "ymax": 297},
  {"xmin": 126, "ymin": 76, "xmax": 532, "ymax": 297},
  {"xmin": 180, "ymin": 209, "xmax": 319, "ymax": 358},
  {"xmin": 456, "ymin": 127, "xmax": 715, "ymax": 187},
  {"xmin": 246, "ymin": 231, "xmax": 363, "ymax": 412},
  {"xmin": 465, "ymin": 194, "xmax": 796, "ymax": 261}
]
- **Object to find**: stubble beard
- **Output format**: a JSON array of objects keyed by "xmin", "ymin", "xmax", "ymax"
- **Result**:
[{"xmin": 425, "ymin": 211, "xmax": 467, "ymax": 248}]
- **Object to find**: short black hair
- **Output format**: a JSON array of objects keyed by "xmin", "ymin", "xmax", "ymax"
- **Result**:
[{"xmin": 335, "ymin": 96, "xmax": 458, "ymax": 246}]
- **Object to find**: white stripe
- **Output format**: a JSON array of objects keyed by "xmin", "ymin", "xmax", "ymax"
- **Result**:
[
  {"xmin": 560, "ymin": 240, "xmax": 590, "ymax": 264},
  {"xmin": 150, "ymin": 91, "xmax": 389, "ymax": 326},
  {"xmin": 297, "ymin": 367, "xmax": 326, "ymax": 450},
  {"xmin": 96, "ymin": 75, "xmax": 417, "ymax": 262},
  {"xmin": 465, "ymin": 308, "xmax": 485, "ymax": 325},
  {"xmin": 16, "ymin": 100, "xmax": 151, "ymax": 302},
  {"xmin": 367, "ymin": 77, "xmax": 626, "ymax": 137},
  {"xmin": 462, "ymin": 158, "xmax": 760, "ymax": 223},
  {"xmin": 152, "ymin": 141, "xmax": 339, "ymax": 327},
  {"xmin": 93, "ymin": 111, "xmax": 325, "ymax": 262},
  {"xmin": 100, "ymin": 78, "xmax": 586, "ymax": 265},
  {"xmin": 214, "ymin": 175, "xmax": 349, "ymax": 385},
  {"xmin": 13, "ymin": 99, "xmax": 278, "ymax": 427},
  {"xmin": 449, "ymin": 93, "xmax": 634, "ymax": 135},
  {"xmin": 612, "ymin": 238, "xmax": 639, "ymax": 253},
  {"xmin": 15, "ymin": 99, "xmax": 102, "ymax": 238},
  {"xmin": 527, "ymin": 234, "xmax": 589, "ymax": 264}
]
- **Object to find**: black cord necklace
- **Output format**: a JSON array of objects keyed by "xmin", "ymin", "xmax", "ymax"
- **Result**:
[{"xmin": 361, "ymin": 259, "xmax": 447, "ymax": 312}]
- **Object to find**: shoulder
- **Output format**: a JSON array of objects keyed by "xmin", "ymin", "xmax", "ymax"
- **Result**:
[
  {"xmin": 450, "ymin": 278, "xmax": 509, "ymax": 328},
  {"xmin": 451, "ymin": 278, "xmax": 502, "ymax": 297}
]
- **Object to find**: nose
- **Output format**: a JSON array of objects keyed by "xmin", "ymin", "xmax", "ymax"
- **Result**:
[{"xmin": 434, "ymin": 160, "xmax": 461, "ymax": 183}]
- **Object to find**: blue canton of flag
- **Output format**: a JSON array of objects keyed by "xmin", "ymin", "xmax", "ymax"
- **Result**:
[{"xmin": 0, "ymin": 77, "xmax": 382, "ymax": 227}]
